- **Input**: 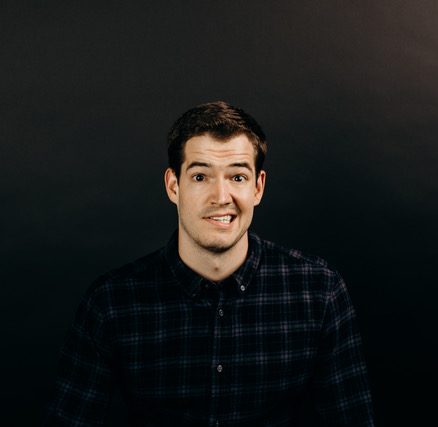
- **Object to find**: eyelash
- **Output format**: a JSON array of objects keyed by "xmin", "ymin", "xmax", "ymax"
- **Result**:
[
  {"xmin": 191, "ymin": 174, "xmax": 248, "ymax": 182},
  {"xmin": 193, "ymin": 174, "xmax": 205, "ymax": 182}
]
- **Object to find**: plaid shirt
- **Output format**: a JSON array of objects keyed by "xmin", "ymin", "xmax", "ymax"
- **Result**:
[{"xmin": 44, "ymin": 231, "xmax": 374, "ymax": 426}]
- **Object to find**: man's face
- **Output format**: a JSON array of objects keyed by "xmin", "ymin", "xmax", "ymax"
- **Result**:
[{"xmin": 165, "ymin": 133, "xmax": 266, "ymax": 254}]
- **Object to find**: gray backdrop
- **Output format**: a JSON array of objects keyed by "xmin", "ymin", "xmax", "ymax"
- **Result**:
[{"xmin": 1, "ymin": 1, "xmax": 437, "ymax": 425}]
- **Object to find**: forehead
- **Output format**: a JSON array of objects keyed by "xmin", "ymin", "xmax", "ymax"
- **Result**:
[{"xmin": 183, "ymin": 134, "xmax": 256, "ymax": 168}]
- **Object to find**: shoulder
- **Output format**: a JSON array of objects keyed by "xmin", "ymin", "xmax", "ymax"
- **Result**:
[
  {"xmin": 256, "ymin": 233, "xmax": 331, "ymax": 271},
  {"xmin": 80, "ymin": 247, "xmax": 167, "ymax": 312},
  {"xmin": 261, "ymin": 237, "xmax": 329, "ymax": 268},
  {"xmin": 96, "ymin": 247, "xmax": 165, "ymax": 285},
  {"xmin": 253, "ymin": 232, "xmax": 343, "ymax": 294}
]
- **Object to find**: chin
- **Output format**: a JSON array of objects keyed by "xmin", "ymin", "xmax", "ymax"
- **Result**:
[
  {"xmin": 202, "ymin": 243, "xmax": 234, "ymax": 254},
  {"xmin": 196, "ymin": 237, "xmax": 234, "ymax": 253},
  {"xmin": 196, "ymin": 232, "xmax": 246, "ymax": 254}
]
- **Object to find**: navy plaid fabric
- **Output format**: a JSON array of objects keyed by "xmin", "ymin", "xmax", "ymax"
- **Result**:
[{"xmin": 44, "ymin": 231, "xmax": 374, "ymax": 426}]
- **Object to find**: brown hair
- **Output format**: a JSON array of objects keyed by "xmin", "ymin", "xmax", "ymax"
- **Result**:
[{"xmin": 167, "ymin": 101, "xmax": 267, "ymax": 179}]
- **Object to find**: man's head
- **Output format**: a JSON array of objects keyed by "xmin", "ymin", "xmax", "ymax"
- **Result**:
[
  {"xmin": 167, "ymin": 101, "xmax": 267, "ymax": 180},
  {"xmin": 164, "ymin": 101, "xmax": 267, "ymax": 258}
]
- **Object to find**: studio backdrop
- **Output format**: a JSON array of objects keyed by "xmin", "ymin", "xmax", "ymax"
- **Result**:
[{"xmin": 1, "ymin": 1, "xmax": 437, "ymax": 426}]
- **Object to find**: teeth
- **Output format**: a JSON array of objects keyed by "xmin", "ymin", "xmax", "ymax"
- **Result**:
[{"xmin": 210, "ymin": 215, "xmax": 233, "ymax": 224}]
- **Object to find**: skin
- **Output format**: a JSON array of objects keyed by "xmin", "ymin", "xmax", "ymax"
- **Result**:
[{"xmin": 164, "ymin": 133, "xmax": 266, "ymax": 281}]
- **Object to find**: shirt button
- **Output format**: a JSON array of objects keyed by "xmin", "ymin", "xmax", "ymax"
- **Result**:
[
  {"xmin": 240, "ymin": 285, "xmax": 246, "ymax": 292},
  {"xmin": 216, "ymin": 364, "xmax": 223, "ymax": 373},
  {"xmin": 218, "ymin": 308, "xmax": 224, "ymax": 317}
]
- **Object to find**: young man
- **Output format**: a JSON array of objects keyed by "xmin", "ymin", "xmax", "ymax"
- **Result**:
[{"xmin": 44, "ymin": 101, "xmax": 374, "ymax": 426}]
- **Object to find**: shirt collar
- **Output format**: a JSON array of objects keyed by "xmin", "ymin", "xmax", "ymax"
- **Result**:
[{"xmin": 164, "ymin": 229, "xmax": 262, "ymax": 298}]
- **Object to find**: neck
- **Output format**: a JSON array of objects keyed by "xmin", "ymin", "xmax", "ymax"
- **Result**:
[{"xmin": 178, "ymin": 232, "xmax": 249, "ymax": 282}]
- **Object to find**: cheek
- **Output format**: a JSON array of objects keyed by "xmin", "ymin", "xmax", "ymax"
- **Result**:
[
  {"xmin": 236, "ymin": 196, "xmax": 256, "ymax": 214},
  {"xmin": 243, "ymin": 189, "xmax": 259, "ymax": 205},
  {"xmin": 179, "ymin": 193, "xmax": 200, "ymax": 214}
]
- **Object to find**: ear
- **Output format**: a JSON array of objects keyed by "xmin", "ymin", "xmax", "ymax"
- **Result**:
[
  {"xmin": 164, "ymin": 168, "xmax": 179, "ymax": 205},
  {"xmin": 254, "ymin": 170, "xmax": 266, "ymax": 206}
]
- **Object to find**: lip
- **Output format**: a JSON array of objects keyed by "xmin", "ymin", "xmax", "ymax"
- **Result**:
[{"xmin": 203, "ymin": 214, "xmax": 237, "ymax": 228}]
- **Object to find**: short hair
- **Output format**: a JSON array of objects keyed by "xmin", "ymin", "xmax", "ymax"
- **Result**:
[{"xmin": 167, "ymin": 101, "xmax": 267, "ymax": 179}]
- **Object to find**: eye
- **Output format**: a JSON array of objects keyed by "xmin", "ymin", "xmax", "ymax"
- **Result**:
[
  {"xmin": 232, "ymin": 175, "xmax": 247, "ymax": 182},
  {"xmin": 193, "ymin": 174, "xmax": 205, "ymax": 182}
]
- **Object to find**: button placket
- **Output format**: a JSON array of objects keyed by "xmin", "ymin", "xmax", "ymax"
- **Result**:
[{"xmin": 209, "ymin": 287, "xmax": 225, "ymax": 419}]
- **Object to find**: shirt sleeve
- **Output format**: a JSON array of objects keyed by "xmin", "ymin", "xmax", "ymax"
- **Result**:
[
  {"xmin": 311, "ymin": 273, "xmax": 375, "ymax": 426},
  {"xmin": 43, "ymin": 285, "xmax": 114, "ymax": 426}
]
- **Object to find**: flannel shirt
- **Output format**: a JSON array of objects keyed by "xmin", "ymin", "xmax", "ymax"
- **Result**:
[{"xmin": 44, "ymin": 230, "xmax": 374, "ymax": 426}]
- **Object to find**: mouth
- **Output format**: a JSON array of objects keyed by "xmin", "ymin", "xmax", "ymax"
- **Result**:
[{"xmin": 205, "ymin": 214, "xmax": 236, "ymax": 225}]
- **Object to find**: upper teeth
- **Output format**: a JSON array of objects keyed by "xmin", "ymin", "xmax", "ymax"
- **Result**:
[{"xmin": 210, "ymin": 215, "xmax": 232, "ymax": 223}]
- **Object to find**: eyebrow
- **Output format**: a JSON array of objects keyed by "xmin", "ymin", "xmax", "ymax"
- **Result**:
[{"xmin": 186, "ymin": 161, "xmax": 253, "ymax": 172}]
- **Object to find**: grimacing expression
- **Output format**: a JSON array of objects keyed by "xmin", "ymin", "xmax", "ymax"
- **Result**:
[{"xmin": 165, "ymin": 133, "xmax": 266, "ymax": 254}]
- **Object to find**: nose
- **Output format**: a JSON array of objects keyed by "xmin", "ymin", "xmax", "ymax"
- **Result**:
[{"xmin": 210, "ymin": 178, "xmax": 232, "ymax": 205}]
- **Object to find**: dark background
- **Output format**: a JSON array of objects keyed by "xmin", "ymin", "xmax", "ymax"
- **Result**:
[{"xmin": 1, "ymin": 1, "xmax": 437, "ymax": 425}]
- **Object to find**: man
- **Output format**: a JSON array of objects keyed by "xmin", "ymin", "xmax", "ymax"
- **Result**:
[{"xmin": 45, "ymin": 101, "xmax": 374, "ymax": 426}]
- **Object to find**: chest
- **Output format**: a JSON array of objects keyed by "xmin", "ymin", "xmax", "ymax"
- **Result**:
[{"xmin": 115, "ymin": 294, "xmax": 324, "ymax": 399}]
